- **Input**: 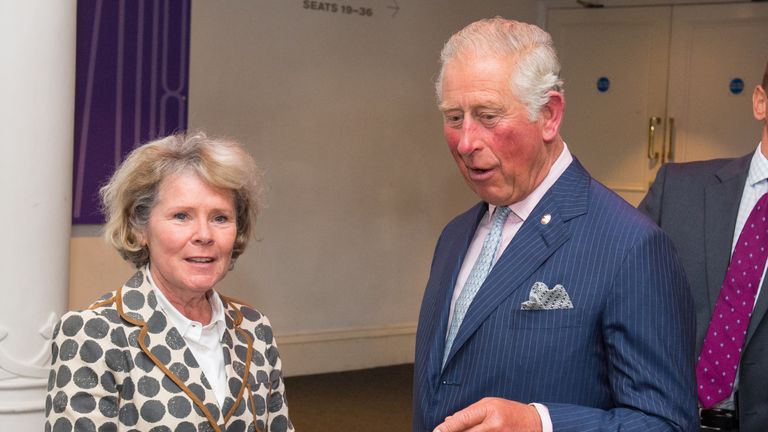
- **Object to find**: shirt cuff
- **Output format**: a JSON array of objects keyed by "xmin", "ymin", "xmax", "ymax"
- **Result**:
[{"xmin": 530, "ymin": 403, "xmax": 553, "ymax": 432}]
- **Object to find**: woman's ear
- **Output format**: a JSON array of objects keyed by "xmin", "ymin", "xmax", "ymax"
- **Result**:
[{"xmin": 134, "ymin": 227, "xmax": 147, "ymax": 247}]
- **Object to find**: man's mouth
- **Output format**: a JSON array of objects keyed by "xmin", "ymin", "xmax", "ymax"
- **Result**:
[
  {"xmin": 470, "ymin": 167, "xmax": 491, "ymax": 174},
  {"xmin": 467, "ymin": 165, "xmax": 495, "ymax": 178}
]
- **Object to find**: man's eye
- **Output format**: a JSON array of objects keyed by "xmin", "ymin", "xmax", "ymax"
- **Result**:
[
  {"xmin": 478, "ymin": 113, "xmax": 500, "ymax": 125},
  {"xmin": 444, "ymin": 114, "xmax": 463, "ymax": 127}
]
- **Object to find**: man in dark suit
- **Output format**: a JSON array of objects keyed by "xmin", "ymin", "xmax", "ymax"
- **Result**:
[
  {"xmin": 413, "ymin": 18, "xmax": 698, "ymax": 432},
  {"xmin": 640, "ymin": 62, "xmax": 768, "ymax": 432}
]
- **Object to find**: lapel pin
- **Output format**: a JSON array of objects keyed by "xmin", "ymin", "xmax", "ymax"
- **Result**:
[{"xmin": 540, "ymin": 214, "xmax": 551, "ymax": 225}]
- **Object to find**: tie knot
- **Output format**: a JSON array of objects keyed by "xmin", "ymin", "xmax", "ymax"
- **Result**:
[{"xmin": 493, "ymin": 206, "xmax": 511, "ymax": 223}]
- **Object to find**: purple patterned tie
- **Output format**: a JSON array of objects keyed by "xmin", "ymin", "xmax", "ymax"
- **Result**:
[{"xmin": 696, "ymin": 192, "xmax": 768, "ymax": 408}]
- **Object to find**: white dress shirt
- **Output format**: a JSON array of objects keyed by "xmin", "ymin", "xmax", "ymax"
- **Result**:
[
  {"xmin": 732, "ymin": 142, "xmax": 768, "ymax": 302},
  {"xmin": 447, "ymin": 143, "xmax": 573, "ymax": 432},
  {"xmin": 146, "ymin": 267, "xmax": 228, "ymax": 407}
]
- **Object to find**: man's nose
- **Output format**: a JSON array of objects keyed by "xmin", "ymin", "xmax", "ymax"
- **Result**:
[{"xmin": 456, "ymin": 119, "xmax": 481, "ymax": 155}]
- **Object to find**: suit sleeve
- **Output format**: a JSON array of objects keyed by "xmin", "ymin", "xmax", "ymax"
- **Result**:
[
  {"xmin": 545, "ymin": 227, "xmax": 698, "ymax": 431},
  {"xmin": 45, "ymin": 310, "xmax": 121, "ymax": 431},
  {"xmin": 638, "ymin": 163, "xmax": 669, "ymax": 223}
]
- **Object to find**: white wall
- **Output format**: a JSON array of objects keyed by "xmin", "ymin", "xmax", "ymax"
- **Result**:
[{"xmin": 186, "ymin": 0, "xmax": 538, "ymax": 375}]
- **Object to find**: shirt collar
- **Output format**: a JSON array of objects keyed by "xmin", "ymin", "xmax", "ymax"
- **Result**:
[
  {"xmin": 145, "ymin": 265, "xmax": 227, "ymax": 341},
  {"xmin": 488, "ymin": 142, "xmax": 573, "ymax": 221},
  {"xmin": 746, "ymin": 141, "xmax": 768, "ymax": 187}
]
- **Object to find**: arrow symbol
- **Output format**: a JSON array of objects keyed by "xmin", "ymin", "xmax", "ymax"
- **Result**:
[{"xmin": 386, "ymin": 0, "xmax": 400, "ymax": 17}]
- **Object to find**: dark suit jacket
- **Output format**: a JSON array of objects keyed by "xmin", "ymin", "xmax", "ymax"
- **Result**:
[
  {"xmin": 640, "ymin": 154, "xmax": 768, "ymax": 432},
  {"xmin": 414, "ymin": 159, "xmax": 698, "ymax": 432}
]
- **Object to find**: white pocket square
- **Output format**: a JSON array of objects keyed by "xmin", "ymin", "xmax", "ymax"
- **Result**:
[{"xmin": 521, "ymin": 282, "xmax": 574, "ymax": 310}]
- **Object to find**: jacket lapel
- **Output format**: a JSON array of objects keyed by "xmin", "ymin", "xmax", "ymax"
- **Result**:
[
  {"xmin": 427, "ymin": 203, "xmax": 487, "ymax": 378},
  {"xmin": 116, "ymin": 268, "xmax": 224, "ymax": 429},
  {"xmin": 443, "ymin": 160, "xmax": 590, "ymax": 367},
  {"xmin": 747, "ymin": 277, "xmax": 768, "ymax": 347},
  {"xmin": 703, "ymin": 156, "xmax": 750, "ymax": 314},
  {"xmin": 218, "ymin": 296, "xmax": 255, "ymax": 424}
]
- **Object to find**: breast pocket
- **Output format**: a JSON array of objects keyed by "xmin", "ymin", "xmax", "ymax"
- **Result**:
[{"xmin": 509, "ymin": 308, "xmax": 583, "ymax": 329}]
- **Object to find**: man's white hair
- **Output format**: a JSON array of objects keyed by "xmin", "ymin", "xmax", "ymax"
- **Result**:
[{"xmin": 436, "ymin": 17, "xmax": 564, "ymax": 121}]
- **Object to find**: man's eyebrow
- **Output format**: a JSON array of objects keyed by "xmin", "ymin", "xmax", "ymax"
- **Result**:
[
  {"xmin": 439, "ymin": 101, "xmax": 504, "ymax": 111},
  {"xmin": 438, "ymin": 102, "xmax": 457, "ymax": 112}
]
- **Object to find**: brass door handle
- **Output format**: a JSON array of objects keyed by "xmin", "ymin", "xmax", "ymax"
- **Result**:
[
  {"xmin": 648, "ymin": 116, "xmax": 661, "ymax": 162},
  {"xmin": 665, "ymin": 117, "xmax": 675, "ymax": 163}
]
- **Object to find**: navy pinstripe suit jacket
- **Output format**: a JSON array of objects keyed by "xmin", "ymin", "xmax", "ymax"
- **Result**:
[{"xmin": 413, "ymin": 160, "xmax": 698, "ymax": 432}]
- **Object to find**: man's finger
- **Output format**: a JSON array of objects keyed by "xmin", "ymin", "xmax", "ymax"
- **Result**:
[{"xmin": 433, "ymin": 405, "xmax": 487, "ymax": 432}]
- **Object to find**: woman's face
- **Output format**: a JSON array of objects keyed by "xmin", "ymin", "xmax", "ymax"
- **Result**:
[{"xmin": 141, "ymin": 171, "xmax": 237, "ymax": 300}]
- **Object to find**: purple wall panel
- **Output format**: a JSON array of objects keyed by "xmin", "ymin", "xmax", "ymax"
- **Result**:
[{"xmin": 73, "ymin": 0, "xmax": 190, "ymax": 224}]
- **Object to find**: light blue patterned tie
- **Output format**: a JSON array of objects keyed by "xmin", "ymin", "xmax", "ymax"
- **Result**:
[{"xmin": 443, "ymin": 206, "xmax": 511, "ymax": 366}]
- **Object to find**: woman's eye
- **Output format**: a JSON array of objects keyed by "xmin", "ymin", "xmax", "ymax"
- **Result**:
[
  {"xmin": 213, "ymin": 215, "xmax": 229, "ymax": 224},
  {"xmin": 173, "ymin": 213, "xmax": 188, "ymax": 221}
]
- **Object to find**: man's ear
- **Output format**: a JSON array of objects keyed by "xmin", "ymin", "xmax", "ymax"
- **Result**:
[
  {"xmin": 540, "ymin": 91, "xmax": 565, "ymax": 142},
  {"xmin": 753, "ymin": 85, "xmax": 766, "ymax": 121}
]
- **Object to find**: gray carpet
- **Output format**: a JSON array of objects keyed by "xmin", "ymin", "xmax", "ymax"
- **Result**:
[{"xmin": 284, "ymin": 363, "xmax": 413, "ymax": 431}]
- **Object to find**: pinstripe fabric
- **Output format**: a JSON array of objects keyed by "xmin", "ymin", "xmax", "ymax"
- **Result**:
[
  {"xmin": 414, "ymin": 159, "xmax": 698, "ymax": 432},
  {"xmin": 443, "ymin": 206, "xmax": 510, "ymax": 367}
]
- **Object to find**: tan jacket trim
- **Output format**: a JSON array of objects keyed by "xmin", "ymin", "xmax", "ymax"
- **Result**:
[
  {"xmin": 222, "ymin": 327, "xmax": 253, "ymax": 423},
  {"xmin": 114, "ymin": 286, "xmax": 146, "ymax": 327},
  {"xmin": 219, "ymin": 294, "xmax": 253, "ymax": 313},
  {"xmin": 137, "ymin": 325, "xmax": 222, "ymax": 432},
  {"xmin": 88, "ymin": 295, "xmax": 117, "ymax": 310}
]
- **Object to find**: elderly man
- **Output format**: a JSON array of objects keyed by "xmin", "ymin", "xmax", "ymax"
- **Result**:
[
  {"xmin": 640, "ymin": 62, "xmax": 768, "ymax": 432},
  {"xmin": 413, "ymin": 18, "xmax": 698, "ymax": 432}
]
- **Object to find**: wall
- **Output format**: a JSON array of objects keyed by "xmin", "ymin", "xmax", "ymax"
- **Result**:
[{"xmin": 69, "ymin": 0, "xmax": 538, "ymax": 376}]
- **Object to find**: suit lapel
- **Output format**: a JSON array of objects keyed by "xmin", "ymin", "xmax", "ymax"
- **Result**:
[
  {"xmin": 703, "ymin": 156, "xmax": 750, "ymax": 314},
  {"xmin": 116, "ymin": 268, "xmax": 224, "ymax": 430},
  {"xmin": 443, "ymin": 160, "xmax": 590, "ymax": 367},
  {"xmin": 427, "ymin": 203, "xmax": 487, "ymax": 377},
  {"xmin": 747, "ymin": 278, "xmax": 768, "ymax": 347}
]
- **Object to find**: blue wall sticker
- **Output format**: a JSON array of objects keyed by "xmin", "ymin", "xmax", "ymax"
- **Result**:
[
  {"xmin": 730, "ymin": 78, "xmax": 745, "ymax": 95},
  {"xmin": 597, "ymin": 76, "xmax": 610, "ymax": 93}
]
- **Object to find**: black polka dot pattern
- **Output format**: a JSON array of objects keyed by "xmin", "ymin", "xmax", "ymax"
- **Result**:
[
  {"xmin": 45, "ymin": 267, "xmax": 293, "ymax": 431},
  {"xmin": 62, "ymin": 315, "xmax": 84, "ymax": 337}
]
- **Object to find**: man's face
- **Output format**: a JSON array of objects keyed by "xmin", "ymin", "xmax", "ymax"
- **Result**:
[
  {"xmin": 439, "ymin": 55, "xmax": 560, "ymax": 206},
  {"xmin": 754, "ymin": 84, "xmax": 768, "ymax": 153}
]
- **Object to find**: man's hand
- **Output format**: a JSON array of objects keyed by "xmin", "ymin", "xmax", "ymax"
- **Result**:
[{"xmin": 433, "ymin": 397, "xmax": 542, "ymax": 432}]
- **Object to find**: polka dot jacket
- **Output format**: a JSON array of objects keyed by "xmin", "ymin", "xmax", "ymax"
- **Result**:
[{"xmin": 45, "ymin": 268, "xmax": 294, "ymax": 432}]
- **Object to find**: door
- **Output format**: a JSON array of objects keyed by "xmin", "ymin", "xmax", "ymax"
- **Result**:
[
  {"xmin": 667, "ymin": 3, "xmax": 768, "ymax": 163},
  {"xmin": 547, "ymin": 3, "xmax": 768, "ymax": 206},
  {"xmin": 548, "ymin": 7, "xmax": 671, "ymax": 205}
]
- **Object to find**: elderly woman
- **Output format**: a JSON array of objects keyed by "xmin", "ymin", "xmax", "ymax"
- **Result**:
[{"xmin": 45, "ymin": 132, "xmax": 293, "ymax": 432}]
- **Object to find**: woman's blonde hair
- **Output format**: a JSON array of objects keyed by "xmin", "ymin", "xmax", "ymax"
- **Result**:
[{"xmin": 100, "ymin": 131, "xmax": 262, "ymax": 268}]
